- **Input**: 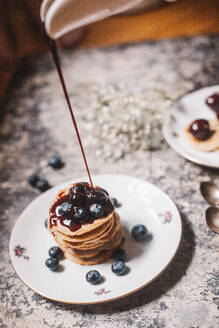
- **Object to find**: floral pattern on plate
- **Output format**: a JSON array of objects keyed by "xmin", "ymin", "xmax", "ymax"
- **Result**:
[
  {"xmin": 14, "ymin": 245, "xmax": 29, "ymax": 260},
  {"xmin": 159, "ymin": 211, "xmax": 173, "ymax": 223},
  {"xmin": 94, "ymin": 288, "xmax": 110, "ymax": 296}
]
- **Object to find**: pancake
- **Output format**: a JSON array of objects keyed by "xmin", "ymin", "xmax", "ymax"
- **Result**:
[
  {"xmin": 52, "ymin": 215, "xmax": 114, "ymax": 246},
  {"xmin": 64, "ymin": 249, "xmax": 114, "ymax": 265},
  {"xmin": 55, "ymin": 226, "xmax": 124, "ymax": 258},
  {"xmin": 184, "ymin": 119, "xmax": 219, "ymax": 152},
  {"xmin": 48, "ymin": 182, "xmax": 124, "ymax": 265},
  {"xmin": 51, "ymin": 218, "xmax": 113, "ymax": 243},
  {"xmin": 50, "ymin": 213, "xmax": 113, "ymax": 241},
  {"xmin": 62, "ymin": 213, "xmax": 121, "ymax": 250},
  {"xmin": 53, "ymin": 212, "xmax": 121, "ymax": 251},
  {"xmin": 49, "ymin": 211, "xmax": 118, "ymax": 246},
  {"xmin": 49, "ymin": 214, "xmax": 112, "ymax": 237},
  {"xmin": 63, "ymin": 236, "xmax": 125, "ymax": 265}
]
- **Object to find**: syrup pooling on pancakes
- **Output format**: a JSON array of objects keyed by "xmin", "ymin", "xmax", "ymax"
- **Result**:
[{"xmin": 49, "ymin": 183, "xmax": 114, "ymax": 232}]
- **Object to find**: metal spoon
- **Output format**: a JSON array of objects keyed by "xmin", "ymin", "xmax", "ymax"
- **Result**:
[
  {"xmin": 200, "ymin": 182, "xmax": 219, "ymax": 206},
  {"xmin": 205, "ymin": 207, "xmax": 219, "ymax": 233}
]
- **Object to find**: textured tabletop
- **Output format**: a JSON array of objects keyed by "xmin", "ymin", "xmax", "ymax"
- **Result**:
[{"xmin": 0, "ymin": 36, "xmax": 218, "ymax": 328}]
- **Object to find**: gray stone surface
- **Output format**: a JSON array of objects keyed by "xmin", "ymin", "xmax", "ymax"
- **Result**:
[{"xmin": 0, "ymin": 36, "xmax": 219, "ymax": 328}]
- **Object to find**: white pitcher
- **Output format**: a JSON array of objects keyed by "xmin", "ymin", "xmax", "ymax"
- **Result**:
[{"xmin": 41, "ymin": 0, "xmax": 144, "ymax": 39}]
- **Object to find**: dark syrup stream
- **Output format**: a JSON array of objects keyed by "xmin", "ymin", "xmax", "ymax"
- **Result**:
[
  {"xmin": 43, "ymin": 31, "xmax": 115, "ymax": 232},
  {"xmin": 46, "ymin": 35, "xmax": 93, "ymax": 188}
]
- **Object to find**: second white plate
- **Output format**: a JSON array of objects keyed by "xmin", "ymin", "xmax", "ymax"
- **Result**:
[{"xmin": 163, "ymin": 85, "xmax": 219, "ymax": 168}]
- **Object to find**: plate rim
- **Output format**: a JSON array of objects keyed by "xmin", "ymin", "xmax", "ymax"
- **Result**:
[
  {"xmin": 9, "ymin": 174, "xmax": 182, "ymax": 305},
  {"xmin": 162, "ymin": 85, "xmax": 219, "ymax": 169}
]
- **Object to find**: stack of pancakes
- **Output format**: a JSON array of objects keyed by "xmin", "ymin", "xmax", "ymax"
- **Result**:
[{"xmin": 48, "ymin": 188, "xmax": 124, "ymax": 265}]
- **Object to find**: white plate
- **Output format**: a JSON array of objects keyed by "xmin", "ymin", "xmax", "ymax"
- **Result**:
[
  {"xmin": 163, "ymin": 85, "xmax": 219, "ymax": 168},
  {"xmin": 10, "ymin": 174, "xmax": 182, "ymax": 304}
]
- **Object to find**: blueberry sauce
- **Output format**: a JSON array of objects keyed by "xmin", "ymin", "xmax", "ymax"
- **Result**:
[{"xmin": 49, "ymin": 183, "xmax": 114, "ymax": 232}]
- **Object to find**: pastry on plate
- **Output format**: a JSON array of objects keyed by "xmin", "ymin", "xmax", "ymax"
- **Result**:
[
  {"xmin": 184, "ymin": 118, "xmax": 219, "ymax": 152},
  {"xmin": 48, "ymin": 182, "xmax": 124, "ymax": 265}
]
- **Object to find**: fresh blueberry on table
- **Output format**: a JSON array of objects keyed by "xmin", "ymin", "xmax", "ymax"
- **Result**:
[
  {"xmin": 86, "ymin": 270, "xmax": 101, "ymax": 284},
  {"xmin": 111, "ymin": 260, "xmax": 127, "ymax": 276},
  {"xmin": 111, "ymin": 197, "xmax": 122, "ymax": 208},
  {"xmin": 49, "ymin": 246, "xmax": 63, "ymax": 260},
  {"xmin": 44, "ymin": 218, "xmax": 48, "ymax": 229},
  {"xmin": 131, "ymin": 224, "xmax": 148, "ymax": 242},
  {"xmin": 73, "ymin": 207, "xmax": 87, "ymax": 223},
  {"xmin": 58, "ymin": 202, "xmax": 73, "ymax": 215},
  {"xmin": 113, "ymin": 248, "xmax": 126, "ymax": 262},
  {"xmin": 36, "ymin": 178, "xmax": 50, "ymax": 192},
  {"xmin": 89, "ymin": 203, "xmax": 104, "ymax": 218},
  {"xmin": 48, "ymin": 156, "xmax": 64, "ymax": 169},
  {"xmin": 45, "ymin": 257, "xmax": 59, "ymax": 271},
  {"xmin": 28, "ymin": 174, "xmax": 39, "ymax": 187}
]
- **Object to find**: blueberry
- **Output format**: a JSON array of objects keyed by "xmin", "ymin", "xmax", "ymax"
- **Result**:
[
  {"xmin": 73, "ymin": 207, "xmax": 87, "ymax": 223},
  {"xmin": 111, "ymin": 197, "xmax": 122, "ymax": 208},
  {"xmin": 111, "ymin": 260, "xmax": 126, "ymax": 276},
  {"xmin": 72, "ymin": 192, "xmax": 84, "ymax": 202},
  {"xmin": 70, "ymin": 184, "xmax": 86, "ymax": 194},
  {"xmin": 86, "ymin": 270, "xmax": 101, "ymax": 284},
  {"xmin": 49, "ymin": 246, "xmax": 63, "ymax": 260},
  {"xmin": 48, "ymin": 156, "xmax": 64, "ymax": 169},
  {"xmin": 86, "ymin": 190, "xmax": 103, "ymax": 203},
  {"xmin": 131, "ymin": 224, "xmax": 148, "ymax": 242},
  {"xmin": 58, "ymin": 202, "xmax": 73, "ymax": 215},
  {"xmin": 36, "ymin": 178, "xmax": 50, "ymax": 192},
  {"xmin": 113, "ymin": 248, "xmax": 126, "ymax": 262},
  {"xmin": 69, "ymin": 185, "xmax": 85, "ymax": 202},
  {"xmin": 98, "ymin": 191, "xmax": 108, "ymax": 202},
  {"xmin": 45, "ymin": 257, "xmax": 59, "ymax": 271},
  {"xmin": 89, "ymin": 203, "xmax": 104, "ymax": 218},
  {"xmin": 69, "ymin": 191, "xmax": 84, "ymax": 202},
  {"xmin": 28, "ymin": 174, "xmax": 39, "ymax": 187},
  {"xmin": 93, "ymin": 189, "xmax": 108, "ymax": 202},
  {"xmin": 55, "ymin": 205, "xmax": 62, "ymax": 217},
  {"xmin": 62, "ymin": 218, "xmax": 76, "ymax": 229},
  {"xmin": 98, "ymin": 187, "xmax": 109, "ymax": 195},
  {"xmin": 44, "ymin": 218, "xmax": 48, "ymax": 229}
]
